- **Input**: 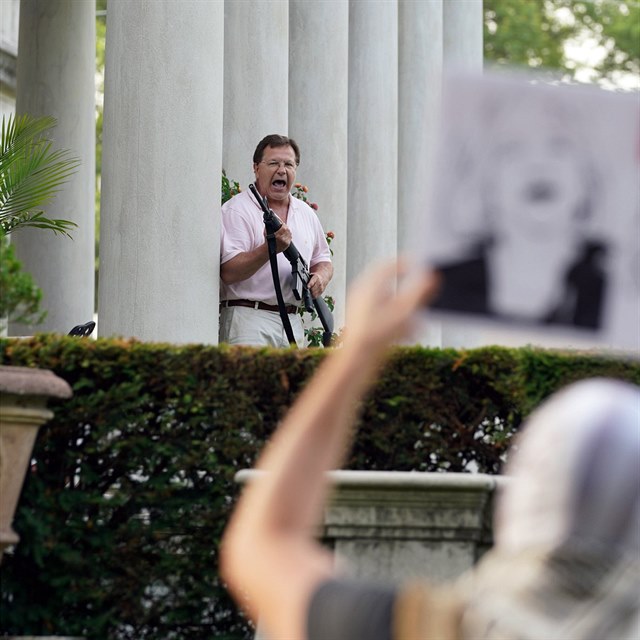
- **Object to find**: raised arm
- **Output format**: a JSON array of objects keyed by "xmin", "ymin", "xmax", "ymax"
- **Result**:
[{"xmin": 220, "ymin": 260, "xmax": 439, "ymax": 640}]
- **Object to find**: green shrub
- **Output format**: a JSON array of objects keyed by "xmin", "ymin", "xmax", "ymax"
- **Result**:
[
  {"xmin": 0, "ymin": 238, "xmax": 46, "ymax": 330},
  {"xmin": 0, "ymin": 335, "xmax": 638, "ymax": 639}
]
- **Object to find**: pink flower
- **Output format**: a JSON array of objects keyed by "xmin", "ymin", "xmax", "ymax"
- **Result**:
[
  {"xmin": 310, "ymin": 202, "xmax": 319, "ymax": 210},
  {"xmin": 302, "ymin": 185, "xmax": 309, "ymax": 193},
  {"xmin": 326, "ymin": 230, "xmax": 335, "ymax": 239}
]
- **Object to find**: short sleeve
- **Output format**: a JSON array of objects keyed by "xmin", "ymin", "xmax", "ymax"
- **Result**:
[
  {"xmin": 220, "ymin": 205, "xmax": 258, "ymax": 264},
  {"xmin": 306, "ymin": 579, "xmax": 396, "ymax": 640}
]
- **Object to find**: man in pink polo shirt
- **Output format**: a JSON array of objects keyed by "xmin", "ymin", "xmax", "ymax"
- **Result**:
[{"xmin": 219, "ymin": 134, "xmax": 333, "ymax": 347}]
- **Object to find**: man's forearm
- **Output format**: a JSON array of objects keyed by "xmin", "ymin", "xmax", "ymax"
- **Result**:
[
  {"xmin": 221, "ymin": 224, "xmax": 293, "ymax": 285},
  {"xmin": 311, "ymin": 261, "xmax": 333, "ymax": 284},
  {"xmin": 310, "ymin": 261, "xmax": 334, "ymax": 298},
  {"xmin": 220, "ymin": 244, "xmax": 270, "ymax": 284}
]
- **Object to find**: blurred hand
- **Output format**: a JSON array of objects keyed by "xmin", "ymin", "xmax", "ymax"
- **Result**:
[{"xmin": 343, "ymin": 259, "xmax": 440, "ymax": 356}]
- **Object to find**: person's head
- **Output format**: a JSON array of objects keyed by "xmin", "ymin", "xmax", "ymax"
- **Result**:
[
  {"xmin": 495, "ymin": 378, "xmax": 639, "ymax": 558},
  {"xmin": 252, "ymin": 134, "xmax": 301, "ymax": 205},
  {"xmin": 461, "ymin": 379, "xmax": 639, "ymax": 640},
  {"xmin": 484, "ymin": 95, "xmax": 598, "ymax": 242}
]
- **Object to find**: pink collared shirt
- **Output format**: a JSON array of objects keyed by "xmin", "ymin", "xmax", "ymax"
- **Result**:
[{"xmin": 220, "ymin": 189, "xmax": 332, "ymax": 306}]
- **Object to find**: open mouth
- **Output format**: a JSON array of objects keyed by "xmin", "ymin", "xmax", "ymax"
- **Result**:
[
  {"xmin": 272, "ymin": 179, "xmax": 287, "ymax": 189},
  {"xmin": 524, "ymin": 180, "xmax": 557, "ymax": 203}
]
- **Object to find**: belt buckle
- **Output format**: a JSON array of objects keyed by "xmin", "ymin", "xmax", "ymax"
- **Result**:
[{"xmin": 253, "ymin": 301, "xmax": 260, "ymax": 309}]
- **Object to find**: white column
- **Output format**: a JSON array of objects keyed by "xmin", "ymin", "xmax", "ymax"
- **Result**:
[
  {"xmin": 11, "ymin": 0, "xmax": 95, "ymax": 335},
  {"xmin": 398, "ymin": 0, "xmax": 444, "ymax": 347},
  {"xmin": 99, "ymin": 0, "xmax": 223, "ymax": 344},
  {"xmin": 347, "ymin": 0, "xmax": 398, "ymax": 287},
  {"xmin": 223, "ymin": 0, "xmax": 288, "ymax": 187},
  {"xmin": 443, "ymin": 0, "xmax": 484, "ymax": 72},
  {"xmin": 0, "ymin": 0, "xmax": 19, "ymax": 119},
  {"xmin": 398, "ymin": 0, "xmax": 443, "ymax": 257},
  {"xmin": 289, "ymin": 0, "xmax": 349, "ymax": 330},
  {"xmin": 441, "ymin": 0, "xmax": 484, "ymax": 348}
]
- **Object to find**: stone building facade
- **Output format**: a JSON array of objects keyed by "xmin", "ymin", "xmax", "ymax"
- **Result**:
[{"xmin": 4, "ymin": 0, "xmax": 483, "ymax": 344}]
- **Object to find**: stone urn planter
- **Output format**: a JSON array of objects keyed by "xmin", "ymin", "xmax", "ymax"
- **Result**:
[{"xmin": 0, "ymin": 365, "xmax": 72, "ymax": 563}]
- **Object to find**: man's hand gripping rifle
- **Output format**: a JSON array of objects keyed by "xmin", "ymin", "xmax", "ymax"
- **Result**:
[{"xmin": 249, "ymin": 183, "xmax": 334, "ymax": 347}]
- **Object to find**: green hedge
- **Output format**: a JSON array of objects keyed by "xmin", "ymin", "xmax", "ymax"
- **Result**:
[{"xmin": 1, "ymin": 335, "xmax": 638, "ymax": 639}]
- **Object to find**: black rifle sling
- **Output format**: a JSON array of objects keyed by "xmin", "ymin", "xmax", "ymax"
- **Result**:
[{"xmin": 265, "ymin": 231, "xmax": 298, "ymax": 346}]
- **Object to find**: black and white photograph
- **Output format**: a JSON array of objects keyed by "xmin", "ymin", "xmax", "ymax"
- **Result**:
[{"xmin": 423, "ymin": 72, "xmax": 639, "ymax": 351}]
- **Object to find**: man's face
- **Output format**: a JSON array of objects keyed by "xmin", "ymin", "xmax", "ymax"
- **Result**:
[
  {"xmin": 487, "ymin": 103, "xmax": 585, "ymax": 240},
  {"xmin": 491, "ymin": 132, "xmax": 584, "ymax": 239},
  {"xmin": 254, "ymin": 145, "xmax": 297, "ymax": 204}
]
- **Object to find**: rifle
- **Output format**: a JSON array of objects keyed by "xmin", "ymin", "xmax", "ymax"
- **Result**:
[{"xmin": 249, "ymin": 183, "xmax": 334, "ymax": 347}]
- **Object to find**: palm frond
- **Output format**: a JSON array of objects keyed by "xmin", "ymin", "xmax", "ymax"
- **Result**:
[
  {"xmin": 0, "ymin": 113, "xmax": 80, "ymax": 237},
  {"xmin": 1, "ymin": 211, "xmax": 77, "ymax": 237}
]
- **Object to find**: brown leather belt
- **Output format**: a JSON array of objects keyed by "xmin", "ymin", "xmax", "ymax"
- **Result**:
[{"xmin": 220, "ymin": 299, "xmax": 298, "ymax": 314}]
